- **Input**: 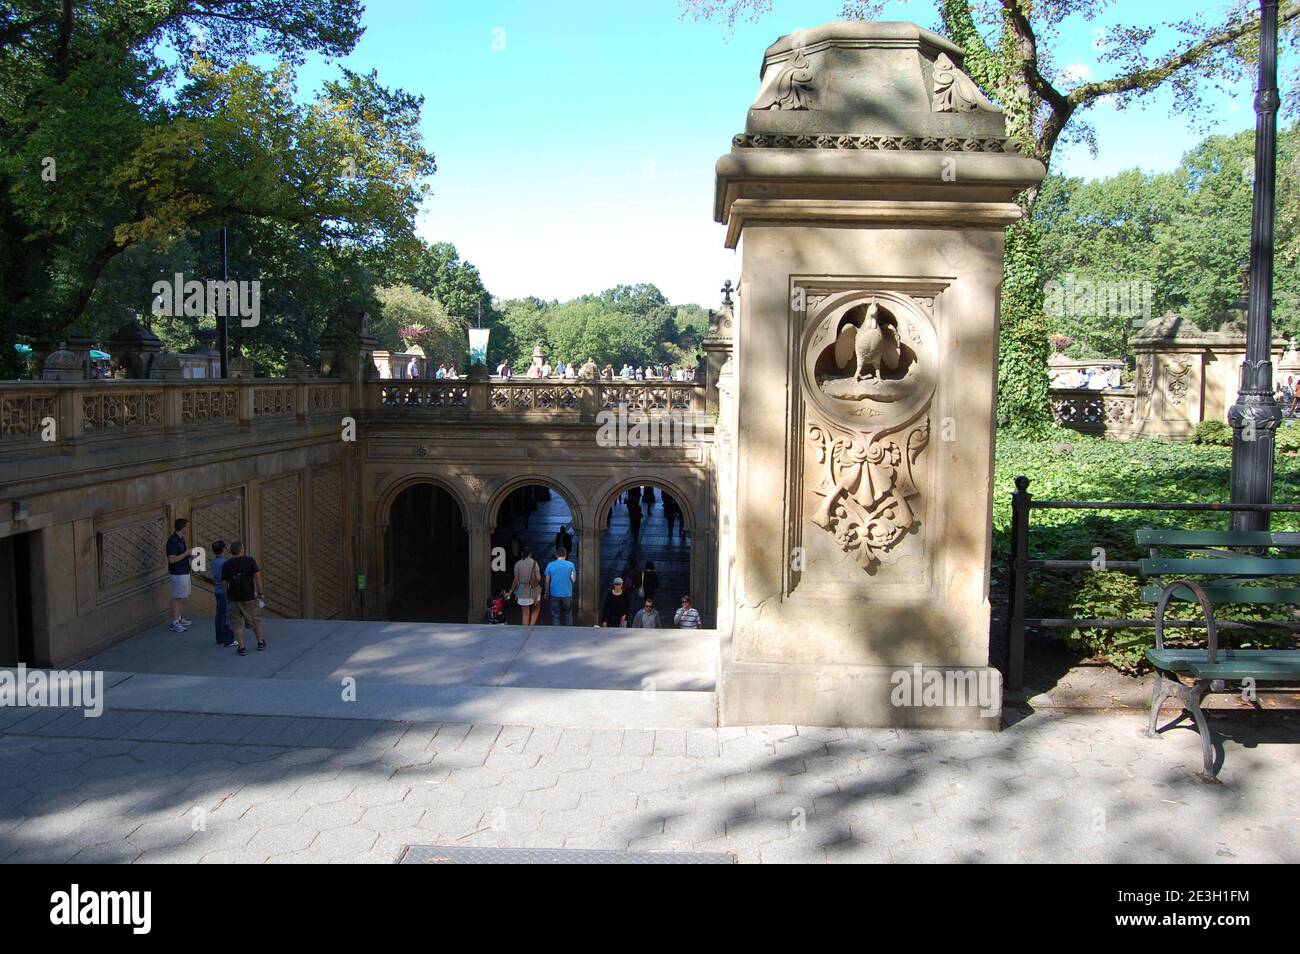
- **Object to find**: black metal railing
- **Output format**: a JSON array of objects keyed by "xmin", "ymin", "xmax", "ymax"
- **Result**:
[{"xmin": 1005, "ymin": 475, "xmax": 1300, "ymax": 690}]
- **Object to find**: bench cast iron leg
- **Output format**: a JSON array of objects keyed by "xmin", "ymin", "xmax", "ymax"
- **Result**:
[
  {"xmin": 1147, "ymin": 670, "xmax": 1171, "ymax": 739},
  {"xmin": 1183, "ymin": 681, "xmax": 1217, "ymax": 782}
]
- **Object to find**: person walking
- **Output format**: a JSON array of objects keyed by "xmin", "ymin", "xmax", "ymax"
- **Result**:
[
  {"xmin": 674, "ymin": 595, "xmax": 702, "ymax": 629},
  {"xmin": 630, "ymin": 597, "xmax": 661, "ymax": 628},
  {"xmin": 510, "ymin": 546, "xmax": 542, "ymax": 626},
  {"xmin": 165, "ymin": 518, "xmax": 193, "ymax": 633},
  {"xmin": 628, "ymin": 501, "xmax": 642, "ymax": 541},
  {"xmin": 210, "ymin": 540, "xmax": 236, "ymax": 647},
  {"xmin": 600, "ymin": 577, "xmax": 631, "ymax": 628},
  {"xmin": 544, "ymin": 546, "xmax": 577, "ymax": 626},
  {"xmin": 554, "ymin": 523, "xmax": 573, "ymax": 556},
  {"xmin": 640, "ymin": 561, "xmax": 659, "ymax": 602},
  {"xmin": 220, "ymin": 540, "xmax": 265, "ymax": 656}
]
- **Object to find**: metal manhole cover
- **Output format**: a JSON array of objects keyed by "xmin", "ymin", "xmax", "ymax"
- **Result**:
[{"xmin": 400, "ymin": 846, "xmax": 734, "ymax": 864}]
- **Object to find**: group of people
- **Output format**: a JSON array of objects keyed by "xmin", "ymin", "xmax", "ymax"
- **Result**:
[
  {"xmin": 165, "ymin": 518, "xmax": 266, "ymax": 656},
  {"xmin": 1277, "ymin": 375, "xmax": 1300, "ymax": 417},
  {"xmin": 614, "ymin": 485, "xmax": 686, "ymax": 542},
  {"xmin": 491, "ymin": 358, "xmax": 697, "ymax": 382}
]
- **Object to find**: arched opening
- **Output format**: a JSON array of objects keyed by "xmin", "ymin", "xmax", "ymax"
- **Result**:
[
  {"xmin": 384, "ymin": 482, "xmax": 469, "ymax": 622},
  {"xmin": 491, "ymin": 483, "xmax": 577, "ymax": 626},
  {"xmin": 598, "ymin": 482, "xmax": 693, "ymax": 628}
]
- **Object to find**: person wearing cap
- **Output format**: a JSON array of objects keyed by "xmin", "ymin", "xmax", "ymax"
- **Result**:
[{"xmin": 600, "ymin": 576, "xmax": 631, "ymax": 628}]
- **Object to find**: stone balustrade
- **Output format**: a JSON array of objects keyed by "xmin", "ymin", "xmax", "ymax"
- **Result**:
[
  {"xmin": 365, "ymin": 378, "xmax": 705, "ymax": 421},
  {"xmin": 0, "ymin": 377, "xmax": 707, "ymax": 450},
  {"xmin": 0, "ymin": 378, "xmax": 352, "ymax": 450},
  {"xmin": 1049, "ymin": 387, "xmax": 1136, "ymax": 436}
]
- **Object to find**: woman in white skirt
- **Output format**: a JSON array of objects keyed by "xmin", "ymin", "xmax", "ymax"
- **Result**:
[{"xmin": 510, "ymin": 546, "xmax": 542, "ymax": 626}]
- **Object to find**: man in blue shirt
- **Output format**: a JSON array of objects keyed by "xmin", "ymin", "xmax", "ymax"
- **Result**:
[
  {"xmin": 544, "ymin": 546, "xmax": 577, "ymax": 627},
  {"xmin": 165, "ymin": 518, "xmax": 192, "ymax": 633}
]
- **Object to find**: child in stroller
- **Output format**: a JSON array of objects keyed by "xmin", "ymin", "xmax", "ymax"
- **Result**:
[{"xmin": 484, "ymin": 590, "xmax": 509, "ymax": 624}]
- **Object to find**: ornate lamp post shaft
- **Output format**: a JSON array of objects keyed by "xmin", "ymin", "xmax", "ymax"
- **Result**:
[{"xmin": 1229, "ymin": 0, "xmax": 1283, "ymax": 531}]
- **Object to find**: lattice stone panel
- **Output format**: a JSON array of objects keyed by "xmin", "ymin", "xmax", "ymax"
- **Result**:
[
  {"xmin": 181, "ymin": 387, "xmax": 237, "ymax": 423},
  {"xmin": 192, "ymin": 494, "xmax": 245, "ymax": 557},
  {"xmin": 259, "ymin": 476, "xmax": 303, "ymax": 617},
  {"xmin": 311, "ymin": 466, "xmax": 345, "ymax": 619},
  {"xmin": 82, "ymin": 391, "xmax": 162, "ymax": 431},
  {"xmin": 253, "ymin": 387, "xmax": 295, "ymax": 416},
  {"xmin": 0, "ymin": 392, "xmax": 56, "ymax": 440},
  {"xmin": 99, "ymin": 516, "xmax": 166, "ymax": 590}
]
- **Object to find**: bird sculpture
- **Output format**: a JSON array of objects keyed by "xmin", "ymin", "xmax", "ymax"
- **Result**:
[{"xmin": 834, "ymin": 302, "xmax": 901, "ymax": 382}]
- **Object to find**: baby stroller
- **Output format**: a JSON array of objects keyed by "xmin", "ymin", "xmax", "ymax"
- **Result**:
[{"xmin": 484, "ymin": 592, "xmax": 508, "ymax": 625}]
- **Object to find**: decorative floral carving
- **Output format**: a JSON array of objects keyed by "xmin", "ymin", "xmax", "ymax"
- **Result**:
[
  {"xmin": 0, "ymin": 393, "xmax": 56, "ymax": 440},
  {"xmin": 808, "ymin": 419, "xmax": 929, "ymax": 567},
  {"xmin": 82, "ymin": 391, "xmax": 162, "ymax": 431},
  {"xmin": 1165, "ymin": 360, "xmax": 1192, "ymax": 408},
  {"xmin": 932, "ymin": 52, "xmax": 1000, "ymax": 113},
  {"xmin": 181, "ymin": 387, "xmax": 237, "ymax": 422},
  {"xmin": 754, "ymin": 50, "xmax": 817, "ymax": 111}
]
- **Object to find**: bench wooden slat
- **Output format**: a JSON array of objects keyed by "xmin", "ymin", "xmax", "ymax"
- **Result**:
[
  {"xmin": 1146, "ymin": 648, "xmax": 1296, "ymax": 672},
  {"xmin": 1138, "ymin": 557, "xmax": 1300, "ymax": 577},
  {"xmin": 1140, "ymin": 583, "xmax": 1300, "ymax": 604},
  {"xmin": 1136, "ymin": 529, "xmax": 1300, "ymax": 547},
  {"xmin": 1186, "ymin": 655, "xmax": 1300, "ymax": 680}
]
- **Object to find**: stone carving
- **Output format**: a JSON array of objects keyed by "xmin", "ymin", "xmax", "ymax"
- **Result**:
[
  {"xmin": 382, "ymin": 384, "xmax": 468, "ymax": 408},
  {"xmin": 754, "ymin": 50, "xmax": 817, "ymax": 111},
  {"xmin": 808, "ymin": 419, "xmax": 929, "ymax": 567},
  {"xmin": 192, "ymin": 494, "xmax": 243, "ymax": 556},
  {"xmin": 490, "ymin": 384, "xmax": 580, "ymax": 411},
  {"xmin": 252, "ymin": 386, "xmax": 294, "ymax": 416},
  {"xmin": 732, "ymin": 133, "xmax": 1019, "ymax": 153},
  {"xmin": 931, "ymin": 52, "xmax": 999, "ymax": 114},
  {"xmin": 311, "ymin": 466, "xmax": 345, "ymax": 619},
  {"xmin": 98, "ymin": 516, "xmax": 165, "ymax": 589},
  {"xmin": 259, "ymin": 476, "xmax": 302, "ymax": 617},
  {"xmin": 308, "ymin": 384, "xmax": 342, "ymax": 413},
  {"xmin": 82, "ymin": 391, "xmax": 162, "ymax": 431},
  {"xmin": 1, "ymin": 392, "xmax": 56, "ymax": 440},
  {"xmin": 181, "ymin": 387, "xmax": 237, "ymax": 423},
  {"xmin": 800, "ymin": 292, "xmax": 938, "ymax": 569},
  {"xmin": 1165, "ymin": 359, "xmax": 1192, "ymax": 409},
  {"xmin": 573, "ymin": 475, "xmax": 607, "ymax": 501}
]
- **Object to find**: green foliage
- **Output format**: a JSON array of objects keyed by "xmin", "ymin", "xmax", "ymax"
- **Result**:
[
  {"xmin": 489, "ymin": 285, "xmax": 705, "ymax": 373},
  {"xmin": 996, "ymin": 218, "xmax": 1052, "ymax": 434},
  {"xmin": 995, "ymin": 433, "xmax": 1300, "ymax": 670},
  {"xmin": 1191, "ymin": 419, "xmax": 1233, "ymax": 446},
  {"xmin": 0, "ymin": 1, "xmax": 432, "ymax": 378},
  {"xmin": 1278, "ymin": 423, "xmax": 1300, "ymax": 454},
  {"xmin": 372, "ymin": 285, "xmax": 464, "ymax": 365}
]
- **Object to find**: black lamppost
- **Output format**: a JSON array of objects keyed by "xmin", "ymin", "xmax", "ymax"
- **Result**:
[
  {"xmin": 1228, "ymin": 0, "xmax": 1283, "ymax": 531},
  {"xmin": 217, "ymin": 225, "xmax": 229, "ymax": 379}
]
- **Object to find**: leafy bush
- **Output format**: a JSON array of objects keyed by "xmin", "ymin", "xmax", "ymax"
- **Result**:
[
  {"xmin": 994, "ymin": 432, "xmax": 1300, "ymax": 670},
  {"xmin": 1277, "ymin": 423, "xmax": 1300, "ymax": 454},
  {"xmin": 1191, "ymin": 419, "xmax": 1232, "ymax": 446}
]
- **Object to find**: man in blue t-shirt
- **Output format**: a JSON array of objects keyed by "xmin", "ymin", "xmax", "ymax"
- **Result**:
[
  {"xmin": 165, "ymin": 518, "xmax": 192, "ymax": 633},
  {"xmin": 544, "ymin": 546, "xmax": 577, "ymax": 627}
]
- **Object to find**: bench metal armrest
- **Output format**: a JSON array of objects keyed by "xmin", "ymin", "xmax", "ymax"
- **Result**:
[{"xmin": 1154, "ymin": 578, "xmax": 1220, "ymax": 663}]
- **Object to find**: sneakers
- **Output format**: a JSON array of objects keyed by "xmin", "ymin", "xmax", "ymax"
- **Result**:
[
  {"xmin": 237, "ymin": 645, "xmax": 248, "ymax": 656},
  {"xmin": 168, "ymin": 620, "xmax": 188, "ymax": 633},
  {"xmin": 179, "ymin": 618, "xmax": 193, "ymax": 626}
]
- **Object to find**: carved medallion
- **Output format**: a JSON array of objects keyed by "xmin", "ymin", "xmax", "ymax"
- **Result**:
[
  {"xmin": 800, "ymin": 292, "xmax": 938, "ymax": 569},
  {"xmin": 753, "ymin": 50, "xmax": 817, "ymax": 111}
]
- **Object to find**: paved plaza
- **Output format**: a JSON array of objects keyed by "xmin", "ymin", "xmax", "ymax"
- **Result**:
[
  {"xmin": 1, "ymin": 704, "xmax": 1297, "ymax": 864},
  {"xmin": 1, "ymin": 618, "xmax": 1298, "ymax": 863}
]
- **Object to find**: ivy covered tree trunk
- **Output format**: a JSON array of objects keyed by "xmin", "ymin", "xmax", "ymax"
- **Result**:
[{"xmin": 997, "ymin": 216, "xmax": 1051, "ymax": 432}]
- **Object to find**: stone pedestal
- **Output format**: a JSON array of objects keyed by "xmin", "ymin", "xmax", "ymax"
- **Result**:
[{"xmin": 713, "ymin": 22, "xmax": 1044, "ymax": 729}]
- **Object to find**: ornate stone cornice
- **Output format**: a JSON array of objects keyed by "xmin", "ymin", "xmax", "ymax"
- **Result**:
[{"xmin": 731, "ymin": 133, "xmax": 1020, "ymax": 153}]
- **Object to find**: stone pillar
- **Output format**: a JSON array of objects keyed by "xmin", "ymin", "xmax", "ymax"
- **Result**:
[
  {"xmin": 702, "ymin": 283, "xmax": 735, "ymax": 420},
  {"xmin": 108, "ymin": 319, "xmax": 163, "ymax": 379},
  {"xmin": 467, "ymin": 514, "xmax": 489, "ymax": 625},
  {"xmin": 713, "ymin": 22, "xmax": 1044, "ymax": 729},
  {"xmin": 577, "ymin": 523, "xmax": 600, "ymax": 625}
]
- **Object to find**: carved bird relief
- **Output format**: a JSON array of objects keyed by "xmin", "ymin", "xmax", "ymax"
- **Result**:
[{"xmin": 834, "ymin": 302, "xmax": 901, "ymax": 381}]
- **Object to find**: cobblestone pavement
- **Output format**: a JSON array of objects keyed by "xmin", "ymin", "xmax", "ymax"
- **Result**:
[{"xmin": 1, "ymin": 704, "xmax": 1297, "ymax": 863}]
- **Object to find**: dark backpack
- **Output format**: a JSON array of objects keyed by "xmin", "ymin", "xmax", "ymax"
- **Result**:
[{"xmin": 225, "ymin": 559, "xmax": 255, "ymax": 602}]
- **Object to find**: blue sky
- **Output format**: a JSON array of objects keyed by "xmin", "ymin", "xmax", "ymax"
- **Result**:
[{"xmin": 292, "ymin": 1, "xmax": 1280, "ymax": 306}]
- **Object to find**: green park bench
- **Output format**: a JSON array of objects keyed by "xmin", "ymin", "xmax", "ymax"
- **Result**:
[{"xmin": 1138, "ymin": 528, "xmax": 1300, "ymax": 780}]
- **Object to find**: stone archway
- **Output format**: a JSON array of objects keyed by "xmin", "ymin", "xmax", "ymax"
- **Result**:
[
  {"xmin": 595, "ymin": 477, "xmax": 700, "ymax": 626},
  {"xmin": 377, "ymin": 476, "xmax": 471, "ymax": 622},
  {"xmin": 485, "ymin": 476, "xmax": 584, "ymax": 625}
]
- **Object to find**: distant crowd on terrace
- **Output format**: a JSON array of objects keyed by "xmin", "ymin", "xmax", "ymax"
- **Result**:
[{"xmin": 495, "ymin": 358, "xmax": 697, "ymax": 382}]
